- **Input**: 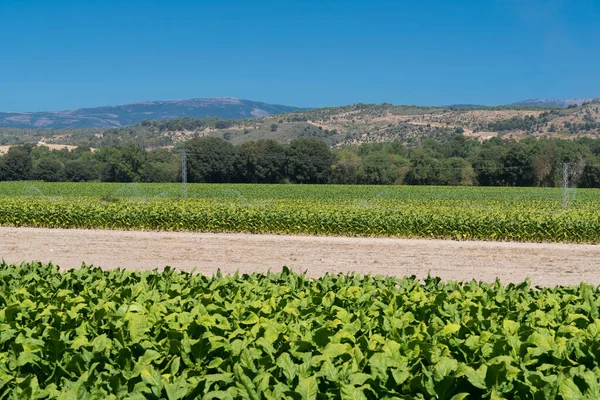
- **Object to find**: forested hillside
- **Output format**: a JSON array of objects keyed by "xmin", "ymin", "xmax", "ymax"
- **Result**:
[{"xmin": 2, "ymin": 101, "xmax": 599, "ymax": 150}]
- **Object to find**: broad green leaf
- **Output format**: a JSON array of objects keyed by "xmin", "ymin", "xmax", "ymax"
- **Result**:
[
  {"xmin": 559, "ymin": 377, "xmax": 584, "ymax": 400},
  {"xmin": 502, "ymin": 320, "xmax": 519, "ymax": 335},
  {"xmin": 319, "ymin": 360, "xmax": 339, "ymax": 382},
  {"xmin": 59, "ymin": 372, "xmax": 90, "ymax": 400},
  {"xmin": 203, "ymin": 373, "xmax": 234, "ymax": 391},
  {"xmin": 202, "ymin": 391, "xmax": 235, "ymax": 400},
  {"xmin": 241, "ymin": 313, "xmax": 259, "ymax": 325},
  {"xmin": 170, "ymin": 357, "xmax": 181, "ymax": 375},
  {"xmin": 349, "ymin": 373, "xmax": 372, "ymax": 386},
  {"xmin": 323, "ymin": 343, "xmax": 352, "ymax": 359},
  {"xmin": 458, "ymin": 365, "xmax": 487, "ymax": 390},
  {"xmin": 277, "ymin": 353, "xmax": 297, "ymax": 382},
  {"xmin": 369, "ymin": 353, "xmax": 387, "ymax": 381},
  {"xmin": 433, "ymin": 357, "xmax": 458, "ymax": 382},
  {"xmin": 340, "ymin": 383, "xmax": 367, "ymax": 400},
  {"xmin": 440, "ymin": 323, "xmax": 461, "ymax": 336},
  {"xmin": 296, "ymin": 375, "xmax": 318, "ymax": 400},
  {"xmin": 450, "ymin": 394, "xmax": 469, "ymax": 400},
  {"xmin": 234, "ymin": 364, "xmax": 259, "ymax": 400},
  {"xmin": 17, "ymin": 352, "xmax": 40, "ymax": 367},
  {"xmin": 322, "ymin": 292, "xmax": 335, "ymax": 308},
  {"xmin": 71, "ymin": 336, "xmax": 89, "ymax": 349},
  {"xmin": 140, "ymin": 366, "xmax": 164, "ymax": 393},
  {"xmin": 165, "ymin": 379, "xmax": 189, "ymax": 400},
  {"xmin": 91, "ymin": 334, "xmax": 110, "ymax": 353}
]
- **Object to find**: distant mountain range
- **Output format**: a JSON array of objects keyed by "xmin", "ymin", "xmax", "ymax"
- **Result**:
[
  {"xmin": 511, "ymin": 98, "xmax": 600, "ymax": 108},
  {"xmin": 1, "ymin": 96, "xmax": 598, "ymax": 130},
  {"xmin": 0, "ymin": 98, "xmax": 302, "ymax": 129}
]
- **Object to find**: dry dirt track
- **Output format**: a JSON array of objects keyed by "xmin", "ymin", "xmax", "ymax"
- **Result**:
[{"xmin": 1, "ymin": 227, "xmax": 599, "ymax": 286}]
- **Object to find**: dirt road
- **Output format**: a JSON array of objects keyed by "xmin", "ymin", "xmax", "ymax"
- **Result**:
[{"xmin": 1, "ymin": 227, "xmax": 598, "ymax": 286}]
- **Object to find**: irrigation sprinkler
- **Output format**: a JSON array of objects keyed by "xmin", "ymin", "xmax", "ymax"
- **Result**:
[{"xmin": 181, "ymin": 150, "xmax": 188, "ymax": 199}]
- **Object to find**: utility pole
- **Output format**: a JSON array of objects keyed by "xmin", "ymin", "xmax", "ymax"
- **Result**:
[{"xmin": 182, "ymin": 151, "xmax": 188, "ymax": 199}]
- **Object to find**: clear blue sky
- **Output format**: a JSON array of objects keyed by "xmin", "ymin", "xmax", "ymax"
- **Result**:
[{"xmin": 1, "ymin": 0, "xmax": 598, "ymax": 111}]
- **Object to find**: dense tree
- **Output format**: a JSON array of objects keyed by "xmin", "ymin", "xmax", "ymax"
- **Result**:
[
  {"xmin": 501, "ymin": 142, "xmax": 535, "ymax": 186},
  {"xmin": 440, "ymin": 135, "xmax": 477, "ymax": 159},
  {"xmin": 185, "ymin": 137, "xmax": 237, "ymax": 183},
  {"xmin": 0, "ymin": 145, "xmax": 33, "ymax": 181},
  {"xmin": 143, "ymin": 148, "xmax": 179, "ymax": 182},
  {"xmin": 214, "ymin": 120, "xmax": 233, "ymax": 129},
  {"xmin": 438, "ymin": 157, "xmax": 473, "ymax": 186},
  {"xmin": 96, "ymin": 145, "xmax": 147, "ymax": 183},
  {"xmin": 285, "ymin": 137, "xmax": 333, "ymax": 183},
  {"xmin": 356, "ymin": 141, "xmax": 406, "ymax": 158},
  {"xmin": 488, "ymin": 115, "xmax": 537, "ymax": 132},
  {"xmin": 142, "ymin": 162, "xmax": 178, "ymax": 182},
  {"xmin": 33, "ymin": 158, "xmax": 65, "ymax": 182},
  {"xmin": 3, "ymin": 134, "xmax": 600, "ymax": 188},
  {"xmin": 357, "ymin": 152, "xmax": 408, "ymax": 185},
  {"xmin": 581, "ymin": 159, "xmax": 600, "ymax": 188},
  {"xmin": 331, "ymin": 150, "xmax": 362, "ymax": 184},
  {"xmin": 236, "ymin": 140, "xmax": 286, "ymax": 183},
  {"xmin": 404, "ymin": 149, "xmax": 442, "ymax": 185},
  {"xmin": 471, "ymin": 139, "xmax": 508, "ymax": 186},
  {"xmin": 65, "ymin": 159, "xmax": 98, "ymax": 182},
  {"xmin": 531, "ymin": 141, "xmax": 558, "ymax": 186}
]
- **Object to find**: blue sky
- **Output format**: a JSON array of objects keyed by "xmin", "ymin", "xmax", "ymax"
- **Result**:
[{"xmin": 1, "ymin": 0, "xmax": 598, "ymax": 111}]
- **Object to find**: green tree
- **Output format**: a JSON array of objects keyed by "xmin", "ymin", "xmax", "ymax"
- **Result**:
[
  {"xmin": 438, "ymin": 157, "xmax": 472, "ymax": 185},
  {"xmin": 404, "ymin": 150, "xmax": 442, "ymax": 185},
  {"xmin": 357, "ymin": 151, "xmax": 408, "ymax": 185},
  {"xmin": 65, "ymin": 159, "xmax": 98, "ymax": 182},
  {"xmin": 33, "ymin": 158, "xmax": 65, "ymax": 182},
  {"xmin": 143, "ymin": 162, "xmax": 178, "ymax": 182},
  {"xmin": 142, "ymin": 148, "xmax": 179, "ymax": 182},
  {"xmin": 236, "ymin": 140, "xmax": 286, "ymax": 183},
  {"xmin": 580, "ymin": 159, "xmax": 600, "ymax": 188},
  {"xmin": 472, "ymin": 139, "xmax": 507, "ymax": 186},
  {"xmin": 185, "ymin": 137, "xmax": 237, "ymax": 183},
  {"xmin": 501, "ymin": 142, "xmax": 535, "ymax": 186},
  {"xmin": 331, "ymin": 150, "xmax": 362, "ymax": 184},
  {"xmin": 0, "ymin": 145, "xmax": 33, "ymax": 181},
  {"xmin": 147, "ymin": 148, "xmax": 175, "ymax": 164},
  {"xmin": 96, "ymin": 145, "xmax": 147, "ymax": 182},
  {"xmin": 285, "ymin": 137, "xmax": 334, "ymax": 183},
  {"xmin": 531, "ymin": 140, "xmax": 558, "ymax": 186}
]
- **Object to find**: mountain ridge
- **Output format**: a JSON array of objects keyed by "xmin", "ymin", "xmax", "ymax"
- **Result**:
[
  {"xmin": 511, "ymin": 98, "xmax": 600, "ymax": 108},
  {"xmin": 0, "ymin": 97, "xmax": 303, "ymax": 129},
  {"xmin": 1, "ymin": 96, "xmax": 599, "ymax": 131}
]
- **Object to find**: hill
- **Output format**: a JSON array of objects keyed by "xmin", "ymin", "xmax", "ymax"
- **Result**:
[
  {"xmin": 0, "ymin": 98, "xmax": 302, "ymax": 129},
  {"xmin": 1, "ymin": 100, "xmax": 600, "ymax": 149},
  {"xmin": 511, "ymin": 98, "xmax": 600, "ymax": 108}
]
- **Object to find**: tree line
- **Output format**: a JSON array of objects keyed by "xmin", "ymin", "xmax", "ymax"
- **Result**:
[{"xmin": 2, "ymin": 135, "xmax": 600, "ymax": 187}]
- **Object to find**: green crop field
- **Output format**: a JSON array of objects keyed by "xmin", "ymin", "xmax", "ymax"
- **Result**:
[
  {"xmin": 1, "ymin": 181, "xmax": 599, "ymax": 202},
  {"xmin": 0, "ymin": 182, "xmax": 599, "ymax": 242},
  {"xmin": 1, "ymin": 262, "xmax": 600, "ymax": 399}
]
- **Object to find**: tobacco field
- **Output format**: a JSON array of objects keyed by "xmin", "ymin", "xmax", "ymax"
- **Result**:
[
  {"xmin": 1, "ymin": 262, "xmax": 600, "ymax": 399},
  {"xmin": 0, "ymin": 183, "xmax": 600, "ymax": 242}
]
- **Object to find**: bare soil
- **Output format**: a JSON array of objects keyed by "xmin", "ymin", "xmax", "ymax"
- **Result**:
[
  {"xmin": 0, "ymin": 143, "xmax": 80, "ymax": 154},
  {"xmin": 1, "ymin": 227, "xmax": 599, "ymax": 286}
]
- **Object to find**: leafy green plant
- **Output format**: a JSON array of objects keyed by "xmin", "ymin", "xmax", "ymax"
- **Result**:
[
  {"xmin": 0, "ymin": 194, "xmax": 599, "ymax": 242},
  {"xmin": 1, "ymin": 262, "xmax": 600, "ymax": 398}
]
